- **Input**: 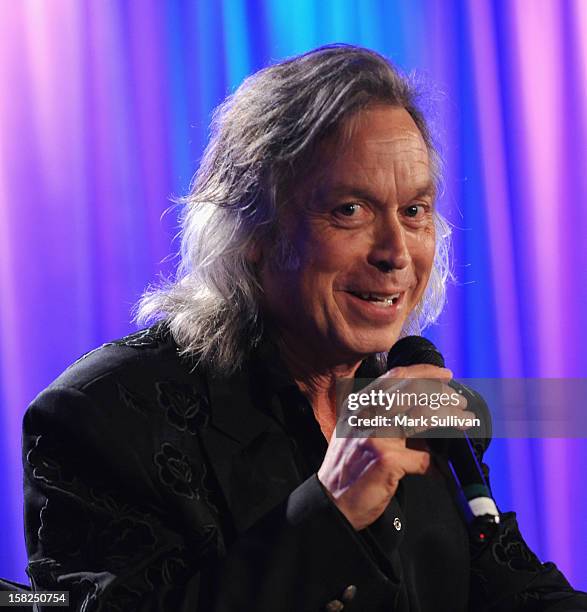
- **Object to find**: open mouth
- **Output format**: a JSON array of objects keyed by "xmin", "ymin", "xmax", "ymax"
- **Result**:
[{"xmin": 347, "ymin": 291, "xmax": 401, "ymax": 307}]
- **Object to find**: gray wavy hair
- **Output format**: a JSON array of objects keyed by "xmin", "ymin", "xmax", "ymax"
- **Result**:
[{"xmin": 136, "ymin": 44, "xmax": 452, "ymax": 374}]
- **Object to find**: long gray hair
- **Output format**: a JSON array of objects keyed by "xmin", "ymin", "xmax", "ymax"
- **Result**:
[{"xmin": 136, "ymin": 44, "xmax": 452, "ymax": 374}]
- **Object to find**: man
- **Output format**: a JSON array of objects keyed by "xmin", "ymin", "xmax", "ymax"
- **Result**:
[{"xmin": 22, "ymin": 45, "xmax": 587, "ymax": 611}]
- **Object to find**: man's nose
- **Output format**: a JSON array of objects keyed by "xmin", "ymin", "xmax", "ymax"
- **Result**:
[{"xmin": 367, "ymin": 214, "xmax": 410, "ymax": 272}]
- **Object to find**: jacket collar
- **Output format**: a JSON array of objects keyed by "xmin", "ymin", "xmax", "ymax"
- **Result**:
[
  {"xmin": 199, "ymin": 343, "xmax": 301, "ymax": 533},
  {"xmin": 198, "ymin": 337, "xmax": 379, "ymax": 534}
]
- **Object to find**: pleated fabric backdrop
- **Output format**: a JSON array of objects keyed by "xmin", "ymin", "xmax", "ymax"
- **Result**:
[{"xmin": 1, "ymin": 0, "xmax": 586, "ymax": 588}]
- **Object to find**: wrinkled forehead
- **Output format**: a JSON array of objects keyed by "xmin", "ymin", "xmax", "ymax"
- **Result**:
[
  {"xmin": 329, "ymin": 105, "xmax": 428, "ymax": 163},
  {"xmin": 338, "ymin": 103, "xmax": 426, "ymax": 143},
  {"xmin": 296, "ymin": 105, "xmax": 434, "ymax": 200}
]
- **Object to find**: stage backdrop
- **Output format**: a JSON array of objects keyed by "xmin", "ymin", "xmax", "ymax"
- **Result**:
[{"xmin": 1, "ymin": 0, "xmax": 586, "ymax": 589}]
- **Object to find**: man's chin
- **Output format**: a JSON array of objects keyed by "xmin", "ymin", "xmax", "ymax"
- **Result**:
[
  {"xmin": 353, "ymin": 327, "xmax": 403, "ymax": 352},
  {"xmin": 340, "ymin": 336, "xmax": 400, "ymax": 362}
]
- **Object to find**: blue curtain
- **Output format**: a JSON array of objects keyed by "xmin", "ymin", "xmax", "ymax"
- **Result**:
[{"xmin": 1, "ymin": 0, "xmax": 585, "ymax": 587}]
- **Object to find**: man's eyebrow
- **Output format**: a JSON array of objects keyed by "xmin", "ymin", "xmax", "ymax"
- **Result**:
[
  {"xmin": 323, "ymin": 184, "xmax": 379, "ymax": 201},
  {"xmin": 412, "ymin": 182, "xmax": 436, "ymax": 200}
]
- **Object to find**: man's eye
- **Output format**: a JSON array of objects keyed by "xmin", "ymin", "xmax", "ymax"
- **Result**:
[
  {"xmin": 334, "ymin": 203, "xmax": 362, "ymax": 217},
  {"xmin": 404, "ymin": 204, "xmax": 427, "ymax": 218}
]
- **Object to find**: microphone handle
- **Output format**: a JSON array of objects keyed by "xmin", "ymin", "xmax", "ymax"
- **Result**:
[{"xmin": 386, "ymin": 336, "xmax": 500, "ymax": 537}]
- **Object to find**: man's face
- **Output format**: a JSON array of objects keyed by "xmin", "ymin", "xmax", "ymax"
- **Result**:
[{"xmin": 259, "ymin": 105, "xmax": 436, "ymax": 366}]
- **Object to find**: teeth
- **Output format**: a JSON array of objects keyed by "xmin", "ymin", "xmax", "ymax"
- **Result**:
[{"xmin": 355, "ymin": 292, "xmax": 400, "ymax": 305}]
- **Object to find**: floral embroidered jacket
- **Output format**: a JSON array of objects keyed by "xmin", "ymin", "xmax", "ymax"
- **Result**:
[{"xmin": 22, "ymin": 324, "xmax": 587, "ymax": 611}]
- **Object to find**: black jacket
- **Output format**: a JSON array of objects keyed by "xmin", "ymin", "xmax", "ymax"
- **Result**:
[{"xmin": 22, "ymin": 324, "xmax": 587, "ymax": 611}]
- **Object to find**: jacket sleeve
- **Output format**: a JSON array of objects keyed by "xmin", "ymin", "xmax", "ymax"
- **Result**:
[
  {"xmin": 22, "ymin": 385, "xmax": 400, "ymax": 612},
  {"xmin": 468, "ymin": 445, "xmax": 587, "ymax": 611}
]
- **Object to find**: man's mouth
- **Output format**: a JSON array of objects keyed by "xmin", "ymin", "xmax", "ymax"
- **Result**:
[{"xmin": 347, "ymin": 291, "xmax": 402, "ymax": 306}]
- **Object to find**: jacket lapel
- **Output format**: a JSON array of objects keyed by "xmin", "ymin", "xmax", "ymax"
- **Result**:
[{"xmin": 200, "ymin": 367, "xmax": 302, "ymax": 534}]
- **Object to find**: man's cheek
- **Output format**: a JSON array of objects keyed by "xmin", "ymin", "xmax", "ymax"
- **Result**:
[{"xmin": 316, "ymin": 240, "xmax": 364, "ymax": 270}]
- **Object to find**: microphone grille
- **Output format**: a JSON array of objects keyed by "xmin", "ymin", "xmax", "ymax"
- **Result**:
[{"xmin": 386, "ymin": 336, "xmax": 445, "ymax": 370}]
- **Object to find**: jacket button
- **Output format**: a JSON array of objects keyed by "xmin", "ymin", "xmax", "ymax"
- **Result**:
[
  {"xmin": 342, "ymin": 585, "xmax": 357, "ymax": 602},
  {"xmin": 325, "ymin": 600, "xmax": 344, "ymax": 611},
  {"xmin": 393, "ymin": 516, "xmax": 402, "ymax": 531}
]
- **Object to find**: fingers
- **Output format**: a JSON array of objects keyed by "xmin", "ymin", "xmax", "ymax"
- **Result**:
[
  {"xmin": 384, "ymin": 364, "xmax": 453, "ymax": 382},
  {"xmin": 388, "ymin": 381, "xmax": 468, "ymax": 416},
  {"xmin": 338, "ymin": 364, "xmax": 475, "ymax": 441},
  {"xmin": 356, "ymin": 364, "xmax": 457, "ymax": 413},
  {"xmin": 325, "ymin": 362, "xmax": 475, "ymax": 531},
  {"xmin": 400, "ymin": 411, "xmax": 477, "ymax": 437},
  {"xmin": 319, "ymin": 437, "xmax": 432, "ymax": 530},
  {"xmin": 378, "ymin": 445, "xmax": 431, "ymax": 477},
  {"xmin": 354, "ymin": 443, "xmax": 431, "ymax": 496}
]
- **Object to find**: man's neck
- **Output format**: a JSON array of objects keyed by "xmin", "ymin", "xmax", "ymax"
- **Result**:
[{"xmin": 274, "ymin": 334, "xmax": 363, "ymax": 439}]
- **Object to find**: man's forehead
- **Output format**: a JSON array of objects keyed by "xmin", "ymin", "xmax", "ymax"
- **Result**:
[
  {"xmin": 311, "ymin": 174, "xmax": 436, "ymax": 204},
  {"xmin": 318, "ymin": 118, "xmax": 430, "ymax": 172},
  {"xmin": 292, "ymin": 105, "xmax": 435, "ymax": 202},
  {"xmin": 366, "ymin": 133, "xmax": 429, "ymax": 157},
  {"xmin": 312, "ymin": 138, "xmax": 433, "ymax": 196},
  {"xmin": 334, "ymin": 127, "xmax": 429, "ymax": 162},
  {"xmin": 343, "ymin": 103, "xmax": 425, "ymax": 141}
]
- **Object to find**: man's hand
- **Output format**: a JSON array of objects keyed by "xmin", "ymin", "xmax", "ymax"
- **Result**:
[{"xmin": 317, "ymin": 364, "xmax": 472, "ymax": 531}]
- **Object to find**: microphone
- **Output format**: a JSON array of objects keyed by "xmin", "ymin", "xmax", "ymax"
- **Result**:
[{"xmin": 386, "ymin": 336, "xmax": 500, "ymax": 543}]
